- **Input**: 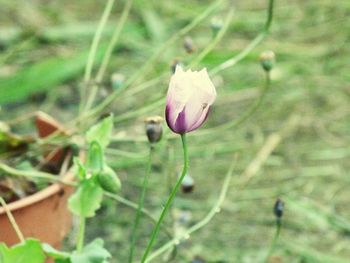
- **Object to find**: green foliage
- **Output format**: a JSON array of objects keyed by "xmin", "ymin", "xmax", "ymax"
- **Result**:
[
  {"xmin": 86, "ymin": 115, "xmax": 114, "ymax": 148},
  {"xmin": 42, "ymin": 243, "xmax": 71, "ymax": 263},
  {"xmin": 0, "ymin": 48, "xmax": 105, "ymax": 104},
  {"xmin": 70, "ymin": 239, "xmax": 111, "ymax": 263},
  {"xmin": 68, "ymin": 178, "xmax": 104, "ymax": 218},
  {"xmin": 0, "ymin": 239, "xmax": 45, "ymax": 263},
  {"xmin": 43, "ymin": 239, "xmax": 110, "ymax": 263}
]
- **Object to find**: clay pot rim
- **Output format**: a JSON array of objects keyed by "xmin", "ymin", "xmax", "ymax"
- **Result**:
[{"xmin": 0, "ymin": 170, "xmax": 75, "ymax": 215}]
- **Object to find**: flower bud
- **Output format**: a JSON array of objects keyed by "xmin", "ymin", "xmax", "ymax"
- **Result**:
[
  {"xmin": 192, "ymin": 256, "xmax": 206, "ymax": 263},
  {"xmin": 181, "ymin": 173, "xmax": 194, "ymax": 193},
  {"xmin": 210, "ymin": 17, "xmax": 223, "ymax": 37},
  {"xmin": 97, "ymin": 166, "xmax": 121, "ymax": 194},
  {"xmin": 274, "ymin": 198, "xmax": 284, "ymax": 219},
  {"xmin": 111, "ymin": 73, "xmax": 124, "ymax": 90},
  {"xmin": 165, "ymin": 66, "xmax": 216, "ymax": 134},
  {"xmin": 183, "ymin": 36, "xmax": 196, "ymax": 54},
  {"xmin": 259, "ymin": 50, "xmax": 275, "ymax": 72},
  {"xmin": 170, "ymin": 59, "xmax": 183, "ymax": 74},
  {"xmin": 145, "ymin": 116, "xmax": 163, "ymax": 143}
]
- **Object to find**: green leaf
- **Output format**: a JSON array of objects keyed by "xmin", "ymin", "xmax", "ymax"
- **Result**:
[
  {"xmin": 0, "ymin": 239, "xmax": 46, "ymax": 263},
  {"xmin": 70, "ymin": 239, "xmax": 111, "ymax": 263},
  {"xmin": 0, "ymin": 47, "xmax": 106, "ymax": 105},
  {"xmin": 42, "ymin": 243, "xmax": 70, "ymax": 261},
  {"xmin": 68, "ymin": 178, "xmax": 103, "ymax": 218},
  {"xmin": 86, "ymin": 115, "xmax": 114, "ymax": 148}
]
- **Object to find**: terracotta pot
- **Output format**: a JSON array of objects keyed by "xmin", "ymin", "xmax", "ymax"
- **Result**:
[{"xmin": 0, "ymin": 171, "xmax": 74, "ymax": 248}]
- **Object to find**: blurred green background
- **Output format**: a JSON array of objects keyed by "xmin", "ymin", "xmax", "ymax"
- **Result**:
[{"xmin": 0, "ymin": 0, "xmax": 349, "ymax": 262}]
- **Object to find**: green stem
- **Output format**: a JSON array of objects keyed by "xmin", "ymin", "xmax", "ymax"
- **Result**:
[
  {"xmin": 105, "ymin": 192, "xmax": 174, "ymax": 239},
  {"xmin": 84, "ymin": 0, "xmax": 133, "ymax": 112},
  {"xmin": 264, "ymin": 220, "xmax": 281, "ymax": 262},
  {"xmin": 210, "ymin": 0, "xmax": 275, "ymax": 75},
  {"xmin": 79, "ymin": 0, "xmax": 116, "ymax": 114},
  {"xmin": 141, "ymin": 134, "xmax": 189, "ymax": 263},
  {"xmin": 77, "ymin": 216, "xmax": 86, "ymax": 252},
  {"xmin": 0, "ymin": 197, "xmax": 25, "ymax": 243},
  {"xmin": 146, "ymin": 155, "xmax": 238, "ymax": 262},
  {"xmin": 128, "ymin": 145, "xmax": 154, "ymax": 263},
  {"xmin": 0, "ymin": 163, "xmax": 76, "ymax": 186}
]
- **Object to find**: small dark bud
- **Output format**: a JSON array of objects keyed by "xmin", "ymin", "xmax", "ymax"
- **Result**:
[
  {"xmin": 183, "ymin": 36, "xmax": 196, "ymax": 54},
  {"xmin": 274, "ymin": 198, "xmax": 284, "ymax": 219},
  {"xmin": 170, "ymin": 59, "xmax": 184, "ymax": 74},
  {"xmin": 259, "ymin": 50, "xmax": 275, "ymax": 72},
  {"xmin": 111, "ymin": 73, "xmax": 124, "ymax": 90},
  {"xmin": 181, "ymin": 173, "xmax": 194, "ymax": 193},
  {"xmin": 210, "ymin": 17, "xmax": 223, "ymax": 36},
  {"xmin": 145, "ymin": 116, "xmax": 163, "ymax": 143},
  {"xmin": 192, "ymin": 255, "xmax": 206, "ymax": 263}
]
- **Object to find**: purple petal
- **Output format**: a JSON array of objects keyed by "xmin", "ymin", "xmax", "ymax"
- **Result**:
[{"xmin": 174, "ymin": 107, "xmax": 187, "ymax": 134}]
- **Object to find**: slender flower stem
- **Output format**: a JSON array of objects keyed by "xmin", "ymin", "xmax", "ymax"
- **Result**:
[
  {"xmin": 0, "ymin": 197, "xmax": 25, "ymax": 243},
  {"xmin": 264, "ymin": 219, "xmax": 281, "ymax": 262},
  {"xmin": 79, "ymin": 0, "xmax": 116, "ymax": 114},
  {"xmin": 84, "ymin": 0, "xmax": 134, "ymax": 112},
  {"xmin": 128, "ymin": 146, "xmax": 154, "ymax": 263},
  {"xmin": 141, "ymin": 134, "xmax": 189, "ymax": 263},
  {"xmin": 0, "ymin": 163, "xmax": 76, "ymax": 186},
  {"xmin": 77, "ymin": 216, "xmax": 86, "ymax": 252},
  {"xmin": 146, "ymin": 155, "xmax": 238, "ymax": 262},
  {"xmin": 105, "ymin": 192, "xmax": 174, "ymax": 239}
]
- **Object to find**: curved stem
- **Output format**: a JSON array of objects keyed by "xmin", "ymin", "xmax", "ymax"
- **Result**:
[
  {"xmin": 264, "ymin": 219, "xmax": 281, "ymax": 262},
  {"xmin": 140, "ymin": 134, "xmax": 189, "ymax": 263},
  {"xmin": 0, "ymin": 197, "xmax": 25, "ymax": 243},
  {"xmin": 210, "ymin": 0, "xmax": 275, "ymax": 75},
  {"xmin": 79, "ymin": 0, "xmax": 116, "ymax": 114},
  {"xmin": 146, "ymin": 155, "xmax": 237, "ymax": 262},
  {"xmin": 84, "ymin": 0, "xmax": 134, "ymax": 112},
  {"xmin": 77, "ymin": 216, "xmax": 86, "ymax": 252},
  {"xmin": 128, "ymin": 146, "xmax": 154, "ymax": 263},
  {"xmin": 0, "ymin": 163, "xmax": 76, "ymax": 186},
  {"xmin": 104, "ymin": 192, "xmax": 174, "ymax": 239}
]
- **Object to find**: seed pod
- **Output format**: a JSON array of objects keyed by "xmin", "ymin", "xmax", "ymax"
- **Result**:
[
  {"xmin": 97, "ymin": 166, "xmax": 121, "ymax": 194},
  {"xmin": 192, "ymin": 255, "xmax": 206, "ymax": 263},
  {"xmin": 183, "ymin": 36, "xmax": 196, "ymax": 54},
  {"xmin": 111, "ymin": 73, "xmax": 124, "ymax": 90},
  {"xmin": 274, "ymin": 198, "xmax": 284, "ymax": 219},
  {"xmin": 181, "ymin": 173, "xmax": 194, "ymax": 193},
  {"xmin": 259, "ymin": 50, "xmax": 276, "ymax": 72},
  {"xmin": 170, "ymin": 59, "xmax": 183, "ymax": 74},
  {"xmin": 145, "ymin": 116, "xmax": 163, "ymax": 143},
  {"xmin": 210, "ymin": 17, "xmax": 223, "ymax": 36}
]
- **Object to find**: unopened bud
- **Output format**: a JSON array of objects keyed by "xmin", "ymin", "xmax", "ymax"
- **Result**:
[
  {"xmin": 111, "ymin": 73, "xmax": 124, "ymax": 90},
  {"xmin": 274, "ymin": 198, "xmax": 284, "ymax": 219},
  {"xmin": 210, "ymin": 17, "xmax": 223, "ymax": 36},
  {"xmin": 181, "ymin": 173, "xmax": 194, "ymax": 193},
  {"xmin": 192, "ymin": 255, "xmax": 206, "ymax": 263},
  {"xmin": 145, "ymin": 116, "xmax": 163, "ymax": 143},
  {"xmin": 259, "ymin": 50, "xmax": 275, "ymax": 72},
  {"xmin": 183, "ymin": 36, "xmax": 196, "ymax": 54},
  {"xmin": 170, "ymin": 59, "xmax": 183, "ymax": 74}
]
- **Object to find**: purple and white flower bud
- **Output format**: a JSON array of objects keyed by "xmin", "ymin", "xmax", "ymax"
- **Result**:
[{"xmin": 165, "ymin": 66, "xmax": 217, "ymax": 134}]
